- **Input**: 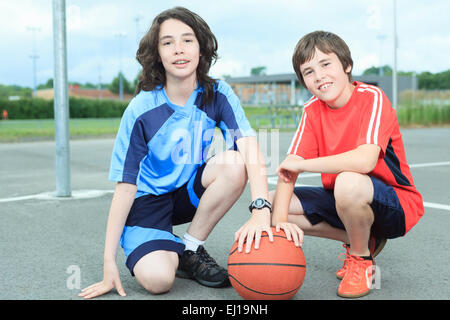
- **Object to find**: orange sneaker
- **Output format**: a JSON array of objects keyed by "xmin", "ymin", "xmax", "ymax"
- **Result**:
[
  {"xmin": 337, "ymin": 255, "xmax": 374, "ymax": 298},
  {"xmin": 336, "ymin": 244, "xmax": 350, "ymax": 280},
  {"xmin": 336, "ymin": 236, "xmax": 386, "ymax": 280}
]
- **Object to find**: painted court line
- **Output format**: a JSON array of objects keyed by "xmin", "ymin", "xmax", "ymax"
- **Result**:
[
  {"xmin": 267, "ymin": 176, "xmax": 450, "ymax": 212},
  {"xmin": 0, "ymin": 186, "xmax": 448, "ymax": 212},
  {"xmin": 0, "ymin": 161, "xmax": 449, "ymax": 209},
  {"xmin": 422, "ymin": 202, "xmax": 450, "ymax": 211},
  {"xmin": 280, "ymin": 161, "xmax": 450, "ymax": 180},
  {"xmin": 0, "ymin": 189, "xmax": 114, "ymax": 203},
  {"xmin": 409, "ymin": 161, "xmax": 450, "ymax": 168}
]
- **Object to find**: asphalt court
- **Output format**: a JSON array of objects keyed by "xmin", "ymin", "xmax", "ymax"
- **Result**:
[{"xmin": 0, "ymin": 127, "xmax": 449, "ymax": 300}]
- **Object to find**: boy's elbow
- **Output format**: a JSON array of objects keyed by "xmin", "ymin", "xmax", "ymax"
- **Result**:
[
  {"xmin": 359, "ymin": 157, "xmax": 378, "ymax": 174},
  {"xmin": 355, "ymin": 144, "xmax": 380, "ymax": 174},
  {"xmin": 361, "ymin": 163, "xmax": 375, "ymax": 174},
  {"xmin": 116, "ymin": 182, "xmax": 138, "ymax": 196}
]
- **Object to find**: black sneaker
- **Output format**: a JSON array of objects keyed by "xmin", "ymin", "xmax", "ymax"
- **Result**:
[{"xmin": 176, "ymin": 246, "xmax": 230, "ymax": 288}]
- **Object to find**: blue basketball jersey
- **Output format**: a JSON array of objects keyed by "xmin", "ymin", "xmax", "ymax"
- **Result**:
[{"xmin": 109, "ymin": 80, "xmax": 255, "ymax": 198}]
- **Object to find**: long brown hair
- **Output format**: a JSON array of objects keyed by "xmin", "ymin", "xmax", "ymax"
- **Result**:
[{"xmin": 135, "ymin": 7, "xmax": 218, "ymax": 105}]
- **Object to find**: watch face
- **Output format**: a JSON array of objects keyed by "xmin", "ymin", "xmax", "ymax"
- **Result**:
[{"xmin": 254, "ymin": 198, "xmax": 264, "ymax": 207}]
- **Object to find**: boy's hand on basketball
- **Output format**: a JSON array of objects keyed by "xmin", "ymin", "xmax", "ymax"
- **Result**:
[
  {"xmin": 235, "ymin": 209, "xmax": 273, "ymax": 253},
  {"xmin": 78, "ymin": 260, "xmax": 126, "ymax": 299},
  {"xmin": 276, "ymin": 222, "xmax": 304, "ymax": 247}
]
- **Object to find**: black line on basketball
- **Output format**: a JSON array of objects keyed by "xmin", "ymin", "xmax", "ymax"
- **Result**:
[
  {"xmin": 228, "ymin": 274, "xmax": 303, "ymax": 296},
  {"xmin": 228, "ymin": 262, "xmax": 306, "ymax": 268}
]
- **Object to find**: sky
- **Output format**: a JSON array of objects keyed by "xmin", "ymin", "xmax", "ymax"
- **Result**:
[{"xmin": 0, "ymin": 0, "xmax": 449, "ymax": 88}]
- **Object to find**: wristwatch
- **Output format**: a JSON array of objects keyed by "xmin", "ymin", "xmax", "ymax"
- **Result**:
[{"xmin": 249, "ymin": 198, "xmax": 272, "ymax": 213}]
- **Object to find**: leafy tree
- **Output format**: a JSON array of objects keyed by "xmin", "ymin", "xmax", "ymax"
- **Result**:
[
  {"xmin": 250, "ymin": 66, "xmax": 266, "ymax": 76},
  {"xmin": 133, "ymin": 70, "xmax": 142, "ymax": 93},
  {"xmin": 0, "ymin": 84, "xmax": 32, "ymax": 98},
  {"xmin": 108, "ymin": 72, "xmax": 133, "ymax": 94},
  {"xmin": 362, "ymin": 66, "xmax": 450, "ymax": 90},
  {"xmin": 82, "ymin": 82, "xmax": 97, "ymax": 89},
  {"xmin": 418, "ymin": 70, "xmax": 450, "ymax": 90},
  {"xmin": 37, "ymin": 78, "xmax": 53, "ymax": 90},
  {"xmin": 362, "ymin": 65, "xmax": 392, "ymax": 76}
]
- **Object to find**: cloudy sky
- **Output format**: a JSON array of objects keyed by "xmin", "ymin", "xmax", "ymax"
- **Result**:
[{"xmin": 1, "ymin": 0, "xmax": 449, "ymax": 88}]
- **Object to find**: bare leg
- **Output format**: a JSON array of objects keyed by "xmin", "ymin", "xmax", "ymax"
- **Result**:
[
  {"xmin": 133, "ymin": 250, "xmax": 179, "ymax": 294},
  {"xmin": 269, "ymin": 190, "xmax": 349, "ymax": 243},
  {"xmin": 334, "ymin": 172, "xmax": 374, "ymax": 257},
  {"xmin": 186, "ymin": 150, "xmax": 248, "ymax": 240}
]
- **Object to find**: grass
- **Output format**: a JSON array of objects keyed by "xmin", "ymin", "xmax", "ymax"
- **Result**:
[
  {"xmin": 244, "ymin": 105, "xmax": 301, "ymax": 129},
  {"xmin": 398, "ymin": 90, "xmax": 450, "ymax": 126},
  {"xmin": 397, "ymin": 103, "xmax": 450, "ymax": 126},
  {"xmin": 0, "ymin": 118, "xmax": 121, "ymax": 142},
  {"xmin": 0, "ymin": 106, "xmax": 299, "ymax": 142},
  {"xmin": 1, "ymin": 103, "xmax": 449, "ymax": 142}
]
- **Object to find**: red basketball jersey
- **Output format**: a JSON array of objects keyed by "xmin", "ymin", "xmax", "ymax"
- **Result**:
[{"xmin": 288, "ymin": 81, "xmax": 424, "ymax": 234}]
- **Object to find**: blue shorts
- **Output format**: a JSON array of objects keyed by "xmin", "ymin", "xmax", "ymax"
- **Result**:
[
  {"xmin": 293, "ymin": 176, "xmax": 406, "ymax": 239},
  {"xmin": 120, "ymin": 162, "xmax": 207, "ymax": 276}
]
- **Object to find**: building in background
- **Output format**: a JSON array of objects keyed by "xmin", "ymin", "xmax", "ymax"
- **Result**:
[
  {"xmin": 226, "ymin": 74, "xmax": 417, "ymax": 107},
  {"xmin": 36, "ymin": 84, "xmax": 133, "ymax": 101}
]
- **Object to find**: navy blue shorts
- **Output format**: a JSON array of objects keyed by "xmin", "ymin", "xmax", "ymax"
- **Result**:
[
  {"xmin": 293, "ymin": 176, "xmax": 406, "ymax": 239},
  {"xmin": 120, "ymin": 162, "xmax": 207, "ymax": 276}
]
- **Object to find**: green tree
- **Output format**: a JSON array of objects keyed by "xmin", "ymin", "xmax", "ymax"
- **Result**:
[
  {"xmin": 82, "ymin": 82, "xmax": 97, "ymax": 89},
  {"xmin": 362, "ymin": 65, "xmax": 392, "ymax": 76},
  {"xmin": 250, "ymin": 66, "xmax": 266, "ymax": 76},
  {"xmin": 37, "ymin": 78, "xmax": 53, "ymax": 90},
  {"xmin": 0, "ymin": 84, "xmax": 32, "ymax": 98},
  {"xmin": 418, "ymin": 70, "xmax": 450, "ymax": 90},
  {"xmin": 133, "ymin": 70, "xmax": 142, "ymax": 93},
  {"xmin": 108, "ymin": 72, "xmax": 133, "ymax": 94},
  {"xmin": 362, "ymin": 66, "xmax": 450, "ymax": 90}
]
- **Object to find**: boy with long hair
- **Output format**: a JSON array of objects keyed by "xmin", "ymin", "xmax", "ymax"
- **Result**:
[{"xmin": 80, "ymin": 7, "xmax": 273, "ymax": 298}]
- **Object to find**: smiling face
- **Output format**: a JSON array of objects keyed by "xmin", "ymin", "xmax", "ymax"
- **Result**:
[
  {"xmin": 158, "ymin": 18, "xmax": 201, "ymax": 85},
  {"xmin": 299, "ymin": 47, "xmax": 354, "ymax": 108}
]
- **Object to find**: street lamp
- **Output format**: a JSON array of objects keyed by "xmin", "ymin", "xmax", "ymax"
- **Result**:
[
  {"xmin": 52, "ymin": 0, "xmax": 71, "ymax": 197},
  {"xmin": 134, "ymin": 14, "xmax": 143, "ymax": 45},
  {"xmin": 392, "ymin": 0, "xmax": 398, "ymax": 110},
  {"xmin": 114, "ymin": 32, "xmax": 127, "ymax": 101},
  {"xmin": 27, "ymin": 26, "xmax": 41, "ymax": 97},
  {"xmin": 376, "ymin": 34, "xmax": 387, "ymax": 76}
]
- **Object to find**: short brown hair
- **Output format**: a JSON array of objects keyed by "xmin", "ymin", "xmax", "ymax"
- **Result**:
[{"xmin": 292, "ymin": 31, "xmax": 353, "ymax": 88}]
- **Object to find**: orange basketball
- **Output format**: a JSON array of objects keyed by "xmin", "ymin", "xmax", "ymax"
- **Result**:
[{"xmin": 227, "ymin": 227, "xmax": 306, "ymax": 300}]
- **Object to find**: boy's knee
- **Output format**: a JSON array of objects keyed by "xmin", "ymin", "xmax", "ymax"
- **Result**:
[
  {"xmin": 138, "ymin": 270, "xmax": 175, "ymax": 295},
  {"xmin": 221, "ymin": 151, "xmax": 248, "ymax": 188},
  {"xmin": 334, "ymin": 172, "xmax": 371, "ymax": 209}
]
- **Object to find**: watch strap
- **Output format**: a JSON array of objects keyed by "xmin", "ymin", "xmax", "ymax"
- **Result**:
[{"xmin": 248, "ymin": 198, "xmax": 272, "ymax": 213}]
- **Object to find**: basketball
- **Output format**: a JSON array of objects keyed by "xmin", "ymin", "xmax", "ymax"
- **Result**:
[{"xmin": 227, "ymin": 227, "xmax": 306, "ymax": 300}]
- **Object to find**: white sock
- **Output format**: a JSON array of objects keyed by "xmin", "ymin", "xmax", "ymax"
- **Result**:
[{"xmin": 183, "ymin": 233, "xmax": 205, "ymax": 252}]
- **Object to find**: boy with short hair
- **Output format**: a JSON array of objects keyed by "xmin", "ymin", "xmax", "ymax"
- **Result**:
[{"xmin": 271, "ymin": 31, "xmax": 424, "ymax": 298}]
